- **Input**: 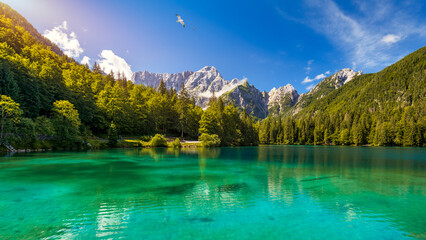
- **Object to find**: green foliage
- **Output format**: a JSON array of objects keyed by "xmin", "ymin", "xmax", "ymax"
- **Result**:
[
  {"xmin": 0, "ymin": 2, "xmax": 423, "ymax": 150},
  {"xmin": 199, "ymin": 97, "xmax": 258, "ymax": 146},
  {"xmin": 176, "ymin": 84, "xmax": 202, "ymax": 139},
  {"xmin": 170, "ymin": 138, "xmax": 182, "ymax": 148},
  {"xmin": 0, "ymin": 94, "xmax": 22, "ymax": 142},
  {"xmin": 140, "ymin": 135, "xmax": 152, "ymax": 142},
  {"xmin": 107, "ymin": 121, "xmax": 118, "ymax": 147},
  {"xmin": 149, "ymin": 134, "xmax": 168, "ymax": 147},
  {"xmin": 199, "ymin": 133, "xmax": 221, "ymax": 147},
  {"xmin": 15, "ymin": 117, "xmax": 36, "ymax": 148},
  {"xmin": 52, "ymin": 100, "xmax": 81, "ymax": 149},
  {"xmin": 34, "ymin": 116, "xmax": 55, "ymax": 138},
  {"xmin": 53, "ymin": 100, "xmax": 81, "ymax": 128},
  {"xmin": 259, "ymin": 47, "xmax": 426, "ymax": 147}
]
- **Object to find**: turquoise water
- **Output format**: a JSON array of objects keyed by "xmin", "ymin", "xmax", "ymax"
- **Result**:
[{"xmin": 0, "ymin": 146, "xmax": 425, "ymax": 239}]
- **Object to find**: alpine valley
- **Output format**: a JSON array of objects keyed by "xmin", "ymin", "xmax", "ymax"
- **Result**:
[{"xmin": 0, "ymin": 1, "xmax": 424, "ymax": 149}]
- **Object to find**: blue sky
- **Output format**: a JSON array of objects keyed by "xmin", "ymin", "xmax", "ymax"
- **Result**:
[{"xmin": 3, "ymin": 0, "xmax": 426, "ymax": 93}]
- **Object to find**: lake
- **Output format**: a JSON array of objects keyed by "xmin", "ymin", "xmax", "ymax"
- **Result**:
[{"xmin": 0, "ymin": 146, "xmax": 425, "ymax": 239}]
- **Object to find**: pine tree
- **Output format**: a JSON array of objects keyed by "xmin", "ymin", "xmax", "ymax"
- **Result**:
[{"xmin": 158, "ymin": 78, "xmax": 167, "ymax": 95}]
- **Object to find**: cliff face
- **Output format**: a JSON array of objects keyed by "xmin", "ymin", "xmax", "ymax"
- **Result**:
[
  {"xmin": 222, "ymin": 81, "xmax": 269, "ymax": 119},
  {"xmin": 132, "ymin": 66, "xmax": 366, "ymax": 118},
  {"xmin": 267, "ymin": 84, "xmax": 300, "ymax": 116},
  {"xmin": 131, "ymin": 66, "xmax": 244, "ymax": 108}
]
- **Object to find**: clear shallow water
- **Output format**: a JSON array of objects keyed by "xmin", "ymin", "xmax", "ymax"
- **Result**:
[{"xmin": 0, "ymin": 146, "xmax": 425, "ymax": 240}]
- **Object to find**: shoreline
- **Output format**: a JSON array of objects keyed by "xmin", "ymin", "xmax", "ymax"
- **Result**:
[{"xmin": 1, "ymin": 142, "xmax": 422, "ymax": 153}]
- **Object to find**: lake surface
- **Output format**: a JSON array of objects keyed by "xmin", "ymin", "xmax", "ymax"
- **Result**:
[{"xmin": 0, "ymin": 146, "xmax": 425, "ymax": 239}]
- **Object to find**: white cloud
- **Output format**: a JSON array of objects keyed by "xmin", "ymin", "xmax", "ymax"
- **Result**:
[
  {"xmin": 81, "ymin": 56, "xmax": 90, "ymax": 66},
  {"xmin": 381, "ymin": 34, "xmax": 401, "ymax": 44},
  {"xmin": 302, "ymin": 71, "xmax": 330, "ymax": 84},
  {"xmin": 305, "ymin": 59, "xmax": 314, "ymax": 74},
  {"xmin": 98, "ymin": 50, "xmax": 133, "ymax": 80},
  {"xmin": 43, "ymin": 21, "xmax": 84, "ymax": 58}
]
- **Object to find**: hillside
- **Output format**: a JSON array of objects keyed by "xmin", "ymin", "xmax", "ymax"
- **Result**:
[
  {"xmin": 0, "ymin": 2, "xmax": 63, "ymax": 55},
  {"xmin": 291, "ymin": 69, "xmax": 362, "ymax": 115},
  {"xmin": 259, "ymin": 47, "xmax": 425, "ymax": 146},
  {"xmin": 297, "ymin": 47, "xmax": 425, "ymax": 116}
]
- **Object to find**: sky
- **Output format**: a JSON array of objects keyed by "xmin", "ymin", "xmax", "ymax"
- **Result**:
[{"xmin": 3, "ymin": 0, "xmax": 426, "ymax": 93}]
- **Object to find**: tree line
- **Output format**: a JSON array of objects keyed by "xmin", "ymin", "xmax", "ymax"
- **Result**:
[
  {"xmin": 259, "ymin": 107, "xmax": 424, "ymax": 147},
  {"xmin": 0, "ymin": 7, "xmax": 423, "ymax": 150}
]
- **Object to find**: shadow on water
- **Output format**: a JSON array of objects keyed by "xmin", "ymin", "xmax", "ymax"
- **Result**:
[
  {"xmin": 217, "ymin": 183, "xmax": 249, "ymax": 193},
  {"xmin": 300, "ymin": 176, "xmax": 339, "ymax": 182},
  {"xmin": 185, "ymin": 217, "xmax": 214, "ymax": 223},
  {"xmin": 158, "ymin": 182, "xmax": 196, "ymax": 195}
]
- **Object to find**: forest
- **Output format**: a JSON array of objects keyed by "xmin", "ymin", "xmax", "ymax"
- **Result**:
[{"xmin": 0, "ymin": 2, "xmax": 424, "ymax": 150}]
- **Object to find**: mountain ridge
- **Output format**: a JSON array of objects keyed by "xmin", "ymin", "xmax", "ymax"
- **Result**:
[{"xmin": 131, "ymin": 66, "xmax": 365, "ymax": 118}]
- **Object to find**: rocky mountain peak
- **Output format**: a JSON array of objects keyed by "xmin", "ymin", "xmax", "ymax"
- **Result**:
[
  {"xmin": 200, "ymin": 66, "xmax": 218, "ymax": 72},
  {"xmin": 332, "ymin": 68, "xmax": 363, "ymax": 88},
  {"xmin": 267, "ymin": 83, "xmax": 299, "ymax": 115},
  {"xmin": 131, "ymin": 66, "xmax": 244, "ymax": 109},
  {"xmin": 269, "ymin": 84, "xmax": 298, "ymax": 98}
]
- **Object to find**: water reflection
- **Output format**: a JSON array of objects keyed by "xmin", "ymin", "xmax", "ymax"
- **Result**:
[{"xmin": 0, "ymin": 146, "xmax": 424, "ymax": 239}]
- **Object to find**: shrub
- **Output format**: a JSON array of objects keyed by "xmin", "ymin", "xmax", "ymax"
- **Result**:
[
  {"xmin": 199, "ymin": 133, "xmax": 221, "ymax": 147},
  {"xmin": 117, "ymin": 140, "xmax": 136, "ymax": 148},
  {"xmin": 140, "ymin": 135, "xmax": 152, "ymax": 142},
  {"xmin": 149, "ymin": 134, "xmax": 168, "ymax": 147},
  {"xmin": 170, "ymin": 138, "xmax": 182, "ymax": 148}
]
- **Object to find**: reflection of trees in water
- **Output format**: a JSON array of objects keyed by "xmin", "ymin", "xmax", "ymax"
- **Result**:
[
  {"xmin": 4, "ymin": 147, "xmax": 423, "ymax": 238},
  {"xmin": 260, "ymin": 146, "xmax": 425, "ymax": 235}
]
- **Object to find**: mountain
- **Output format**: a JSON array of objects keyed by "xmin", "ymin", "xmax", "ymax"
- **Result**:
[
  {"xmin": 0, "ymin": 2, "xmax": 423, "ymax": 147},
  {"xmin": 221, "ymin": 80, "xmax": 269, "ymax": 118},
  {"xmin": 267, "ymin": 84, "xmax": 300, "ymax": 116},
  {"xmin": 132, "ymin": 66, "xmax": 302, "ymax": 118},
  {"xmin": 291, "ymin": 69, "xmax": 362, "ymax": 115},
  {"xmin": 0, "ymin": 2, "xmax": 63, "ymax": 56},
  {"xmin": 294, "ymin": 47, "xmax": 425, "ymax": 118},
  {"xmin": 259, "ymin": 46, "xmax": 425, "ymax": 146},
  {"xmin": 131, "ymin": 66, "xmax": 244, "ymax": 108}
]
